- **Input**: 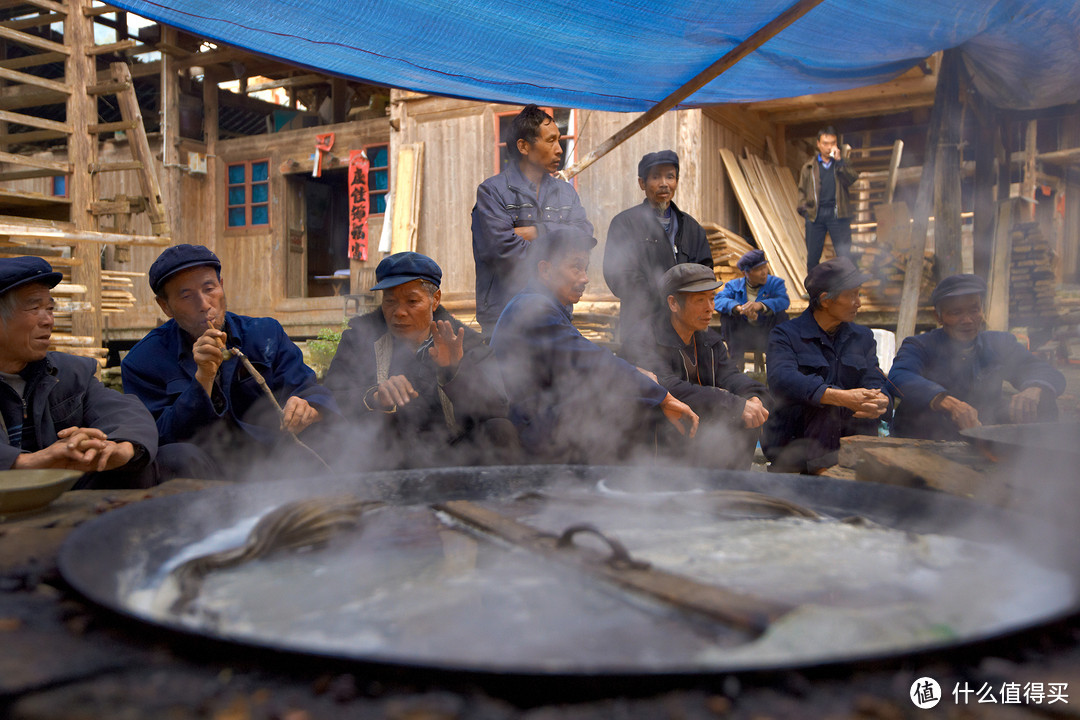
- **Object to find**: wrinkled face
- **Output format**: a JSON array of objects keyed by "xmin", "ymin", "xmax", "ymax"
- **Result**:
[
  {"xmin": 381, "ymin": 279, "xmax": 440, "ymax": 346},
  {"xmin": 156, "ymin": 265, "xmax": 227, "ymax": 339},
  {"xmin": 936, "ymin": 293, "xmax": 984, "ymax": 343},
  {"xmin": 820, "ymin": 285, "xmax": 862, "ymax": 324},
  {"xmin": 639, "ymin": 164, "xmax": 678, "ymax": 207},
  {"xmin": 817, "ymin": 133, "xmax": 838, "ymax": 159},
  {"xmin": 0, "ymin": 283, "xmax": 55, "ymax": 371},
  {"xmin": 745, "ymin": 263, "xmax": 770, "ymax": 287},
  {"xmin": 518, "ymin": 118, "xmax": 563, "ymax": 175},
  {"xmin": 539, "ymin": 250, "xmax": 590, "ymax": 307},
  {"xmin": 669, "ymin": 289, "xmax": 715, "ymax": 333}
]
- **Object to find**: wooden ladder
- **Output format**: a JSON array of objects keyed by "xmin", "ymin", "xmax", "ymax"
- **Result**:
[{"xmin": 848, "ymin": 138, "xmax": 904, "ymax": 247}]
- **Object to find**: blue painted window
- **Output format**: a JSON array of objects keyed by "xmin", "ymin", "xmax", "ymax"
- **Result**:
[
  {"xmin": 365, "ymin": 144, "xmax": 389, "ymax": 214},
  {"xmin": 226, "ymin": 160, "xmax": 270, "ymax": 227}
]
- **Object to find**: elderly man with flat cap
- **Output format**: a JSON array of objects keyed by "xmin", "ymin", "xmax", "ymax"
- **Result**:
[
  {"xmin": 491, "ymin": 227, "xmax": 699, "ymax": 464},
  {"xmin": 0, "ymin": 257, "xmax": 196, "ymax": 488},
  {"xmin": 888, "ymin": 273, "xmax": 1065, "ymax": 440},
  {"xmin": 762, "ymin": 257, "xmax": 890, "ymax": 474},
  {"xmin": 714, "ymin": 248, "xmax": 790, "ymax": 366},
  {"xmin": 603, "ymin": 149, "xmax": 713, "ymax": 340},
  {"xmin": 621, "ymin": 263, "xmax": 771, "ymax": 469},
  {"xmin": 122, "ymin": 244, "xmax": 336, "ymax": 470},
  {"xmin": 323, "ymin": 252, "xmax": 514, "ymax": 468}
]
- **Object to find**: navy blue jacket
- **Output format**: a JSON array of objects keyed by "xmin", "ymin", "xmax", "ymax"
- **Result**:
[
  {"xmin": 121, "ymin": 313, "xmax": 336, "ymax": 446},
  {"xmin": 471, "ymin": 161, "xmax": 593, "ymax": 331},
  {"xmin": 763, "ymin": 309, "xmax": 889, "ymax": 472},
  {"xmin": 621, "ymin": 312, "xmax": 769, "ymax": 422},
  {"xmin": 0, "ymin": 352, "xmax": 157, "ymax": 470},
  {"xmin": 490, "ymin": 283, "xmax": 667, "ymax": 461},
  {"xmin": 714, "ymin": 275, "xmax": 790, "ymax": 317},
  {"xmin": 888, "ymin": 328, "xmax": 1066, "ymax": 440},
  {"xmin": 603, "ymin": 200, "xmax": 713, "ymax": 335}
]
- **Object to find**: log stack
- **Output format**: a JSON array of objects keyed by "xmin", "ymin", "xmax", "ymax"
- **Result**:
[
  {"xmin": 701, "ymin": 222, "xmax": 755, "ymax": 285},
  {"xmin": 1008, "ymin": 222, "xmax": 1057, "ymax": 325},
  {"xmin": 859, "ymin": 247, "xmax": 935, "ymax": 306}
]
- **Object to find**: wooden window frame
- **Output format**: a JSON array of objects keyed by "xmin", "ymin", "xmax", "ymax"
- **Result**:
[
  {"xmin": 226, "ymin": 158, "xmax": 271, "ymax": 229},
  {"xmin": 364, "ymin": 142, "xmax": 389, "ymax": 216},
  {"xmin": 494, "ymin": 107, "xmax": 578, "ymax": 187}
]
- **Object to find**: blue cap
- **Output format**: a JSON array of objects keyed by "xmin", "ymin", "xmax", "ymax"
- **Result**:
[
  {"xmin": 638, "ymin": 150, "xmax": 679, "ymax": 179},
  {"xmin": 930, "ymin": 273, "xmax": 987, "ymax": 307},
  {"xmin": 370, "ymin": 252, "xmax": 442, "ymax": 291},
  {"xmin": 737, "ymin": 249, "xmax": 768, "ymax": 273},
  {"xmin": 0, "ymin": 256, "xmax": 62, "ymax": 297},
  {"xmin": 804, "ymin": 257, "xmax": 871, "ymax": 299},
  {"xmin": 149, "ymin": 244, "xmax": 221, "ymax": 293}
]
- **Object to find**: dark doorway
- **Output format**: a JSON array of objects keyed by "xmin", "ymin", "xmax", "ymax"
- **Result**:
[{"xmin": 303, "ymin": 168, "xmax": 350, "ymax": 297}]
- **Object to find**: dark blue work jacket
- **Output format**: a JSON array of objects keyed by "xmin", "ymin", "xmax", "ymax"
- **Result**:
[
  {"xmin": 888, "ymin": 328, "xmax": 1065, "ymax": 440},
  {"xmin": 471, "ymin": 160, "xmax": 593, "ymax": 331},
  {"xmin": 121, "ymin": 313, "xmax": 336, "ymax": 447},
  {"xmin": 0, "ymin": 352, "xmax": 157, "ymax": 470},
  {"xmin": 762, "ymin": 309, "xmax": 889, "ymax": 472},
  {"xmin": 490, "ymin": 283, "xmax": 667, "ymax": 461}
]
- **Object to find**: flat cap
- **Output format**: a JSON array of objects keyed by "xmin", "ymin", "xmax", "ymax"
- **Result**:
[
  {"xmin": 662, "ymin": 263, "xmax": 722, "ymax": 298},
  {"xmin": 804, "ymin": 256, "xmax": 871, "ymax": 300},
  {"xmin": 736, "ymin": 249, "xmax": 768, "ymax": 273},
  {"xmin": 149, "ymin": 244, "xmax": 221, "ymax": 293},
  {"xmin": 0, "ymin": 256, "xmax": 62, "ymax": 297},
  {"xmin": 930, "ymin": 273, "xmax": 987, "ymax": 307},
  {"xmin": 638, "ymin": 150, "xmax": 679, "ymax": 179},
  {"xmin": 371, "ymin": 251, "xmax": 442, "ymax": 290},
  {"xmin": 531, "ymin": 227, "xmax": 597, "ymax": 264}
]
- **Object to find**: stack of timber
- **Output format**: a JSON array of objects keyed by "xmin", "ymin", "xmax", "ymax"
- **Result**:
[
  {"xmin": 860, "ymin": 248, "xmax": 935, "ymax": 307},
  {"xmin": 702, "ymin": 222, "xmax": 754, "ymax": 285},
  {"xmin": 572, "ymin": 299, "xmax": 619, "ymax": 344},
  {"xmin": 100, "ymin": 270, "xmax": 141, "ymax": 314},
  {"xmin": 719, "ymin": 149, "xmax": 808, "ymax": 296},
  {"xmin": 1009, "ymin": 222, "xmax": 1057, "ymax": 324}
]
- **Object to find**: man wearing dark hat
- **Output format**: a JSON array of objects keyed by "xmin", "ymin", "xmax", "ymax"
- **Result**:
[
  {"xmin": 621, "ymin": 264, "xmax": 771, "ymax": 469},
  {"xmin": 472, "ymin": 104, "xmax": 593, "ymax": 334},
  {"xmin": 762, "ymin": 257, "xmax": 890, "ymax": 474},
  {"xmin": 797, "ymin": 126, "xmax": 858, "ymax": 271},
  {"xmin": 121, "ymin": 244, "xmax": 336, "ymax": 467},
  {"xmin": 0, "ymin": 257, "xmax": 169, "ymax": 488},
  {"xmin": 603, "ymin": 149, "xmax": 713, "ymax": 340},
  {"xmin": 888, "ymin": 273, "xmax": 1065, "ymax": 440},
  {"xmin": 323, "ymin": 252, "xmax": 514, "ymax": 467},
  {"xmin": 491, "ymin": 227, "xmax": 699, "ymax": 463},
  {"xmin": 714, "ymin": 249, "xmax": 790, "ymax": 365}
]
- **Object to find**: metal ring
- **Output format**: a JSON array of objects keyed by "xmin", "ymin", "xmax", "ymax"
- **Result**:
[{"xmin": 555, "ymin": 523, "xmax": 650, "ymax": 570}]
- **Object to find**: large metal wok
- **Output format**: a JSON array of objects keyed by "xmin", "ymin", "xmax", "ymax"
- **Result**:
[{"xmin": 59, "ymin": 465, "xmax": 1080, "ymax": 676}]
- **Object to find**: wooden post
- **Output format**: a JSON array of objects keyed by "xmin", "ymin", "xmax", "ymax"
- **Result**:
[
  {"xmin": 558, "ymin": 0, "xmax": 824, "ymax": 180},
  {"xmin": 884, "ymin": 139, "xmax": 904, "ymax": 204},
  {"xmin": 895, "ymin": 48, "xmax": 959, "ymax": 342},
  {"xmin": 1021, "ymin": 119, "xmax": 1038, "ymax": 221},
  {"xmin": 331, "ymin": 78, "xmax": 348, "ymax": 124},
  {"xmin": 932, "ymin": 52, "xmax": 962, "ymax": 277},
  {"xmin": 66, "ymin": 0, "xmax": 101, "ymax": 345},
  {"xmin": 972, "ymin": 100, "xmax": 997, "ymax": 279},
  {"xmin": 203, "ymin": 68, "xmax": 219, "ymax": 255}
]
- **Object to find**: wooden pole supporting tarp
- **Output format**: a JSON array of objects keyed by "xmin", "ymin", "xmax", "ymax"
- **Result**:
[{"xmin": 557, "ymin": 0, "xmax": 824, "ymax": 181}]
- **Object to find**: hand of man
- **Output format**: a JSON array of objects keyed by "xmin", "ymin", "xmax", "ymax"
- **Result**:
[
  {"xmin": 428, "ymin": 320, "xmax": 465, "ymax": 369},
  {"xmin": 193, "ymin": 327, "xmax": 227, "ymax": 396},
  {"xmin": 282, "ymin": 396, "xmax": 322, "ymax": 433},
  {"xmin": 741, "ymin": 396, "xmax": 769, "ymax": 428},
  {"xmin": 660, "ymin": 393, "xmax": 699, "ymax": 438},
  {"xmin": 1009, "ymin": 386, "xmax": 1043, "ymax": 424},
  {"xmin": 513, "ymin": 226, "xmax": 538, "ymax": 242},
  {"xmin": 744, "ymin": 305, "xmax": 760, "ymax": 323},
  {"xmin": 376, "ymin": 374, "xmax": 418, "ymax": 409},
  {"xmin": 15, "ymin": 427, "xmax": 135, "ymax": 472},
  {"xmin": 635, "ymin": 366, "xmax": 658, "ymax": 383},
  {"xmin": 935, "ymin": 394, "xmax": 981, "ymax": 430},
  {"xmin": 851, "ymin": 389, "xmax": 889, "ymax": 419}
]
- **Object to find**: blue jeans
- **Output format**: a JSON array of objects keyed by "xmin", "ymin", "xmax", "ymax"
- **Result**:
[{"xmin": 805, "ymin": 205, "xmax": 853, "ymax": 272}]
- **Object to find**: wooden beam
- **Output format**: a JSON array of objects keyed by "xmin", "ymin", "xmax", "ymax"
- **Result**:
[
  {"xmin": 559, "ymin": 0, "xmax": 824, "ymax": 180},
  {"xmin": 86, "ymin": 78, "xmax": 130, "ymax": 95},
  {"xmin": 0, "ymin": 51, "xmax": 65, "ymax": 70},
  {"xmin": 15, "ymin": 0, "xmax": 67, "ymax": 14},
  {"xmin": 0, "ymin": 166, "xmax": 61, "ymax": 180},
  {"xmin": 896, "ymin": 49, "xmax": 957, "ymax": 342},
  {"xmin": 0, "ymin": 222, "xmax": 170, "ymax": 245},
  {"xmin": 1036, "ymin": 147, "xmax": 1080, "ymax": 165},
  {"xmin": 86, "ymin": 39, "xmax": 136, "ymax": 55},
  {"xmin": 986, "ymin": 198, "xmax": 1021, "ymax": 331},
  {"xmin": 0, "ymin": 64, "xmax": 70, "ymax": 93},
  {"xmin": 82, "ymin": 4, "xmax": 120, "ymax": 15},
  {"xmin": 1, "ymin": 12, "xmax": 64, "ymax": 31},
  {"xmin": 1021, "ymin": 119, "xmax": 1037, "ymax": 222},
  {"xmin": 87, "ymin": 119, "xmax": 135, "ymax": 133},
  {"xmin": 88, "ymin": 160, "xmax": 143, "ymax": 173},
  {"xmin": 0, "ymin": 128, "xmax": 66, "ymax": 144},
  {"xmin": 0, "ymin": 86, "xmax": 66, "ymax": 111},
  {"xmin": 174, "ymin": 46, "xmax": 249, "ymax": 70},
  {"xmin": 932, "ymin": 52, "xmax": 962, "ymax": 277},
  {"xmin": 884, "ymin": 139, "xmax": 903, "ymax": 204},
  {"xmin": 245, "ymin": 73, "xmax": 324, "ymax": 93},
  {"xmin": 0, "ymin": 107, "xmax": 70, "ymax": 133},
  {"xmin": 0, "ymin": 150, "xmax": 70, "ymax": 171},
  {"xmin": 972, "ymin": 100, "xmax": 997, "ymax": 279},
  {"xmin": 0, "ymin": 24, "xmax": 70, "ymax": 55}
]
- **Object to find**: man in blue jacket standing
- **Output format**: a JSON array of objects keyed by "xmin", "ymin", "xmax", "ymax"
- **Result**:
[
  {"xmin": 888, "ymin": 274, "xmax": 1065, "ymax": 440},
  {"xmin": 490, "ymin": 228, "xmax": 698, "ymax": 463},
  {"xmin": 762, "ymin": 257, "xmax": 889, "ymax": 474},
  {"xmin": 122, "ymin": 245, "xmax": 337, "ymax": 470},
  {"xmin": 714, "ymin": 249, "xmax": 789, "ymax": 366},
  {"xmin": 471, "ymin": 104, "xmax": 593, "ymax": 334}
]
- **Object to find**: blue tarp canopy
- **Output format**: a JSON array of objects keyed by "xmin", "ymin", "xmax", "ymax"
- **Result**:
[{"xmin": 113, "ymin": 0, "xmax": 1080, "ymax": 111}]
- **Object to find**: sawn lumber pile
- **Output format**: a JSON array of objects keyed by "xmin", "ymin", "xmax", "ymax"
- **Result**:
[
  {"xmin": 1009, "ymin": 222, "xmax": 1057, "ymax": 324},
  {"xmin": 702, "ymin": 222, "xmax": 754, "ymax": 285}
]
